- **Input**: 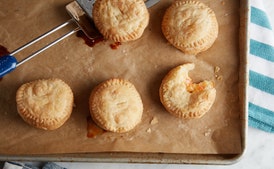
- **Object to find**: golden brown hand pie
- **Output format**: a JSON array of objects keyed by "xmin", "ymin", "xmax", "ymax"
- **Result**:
[
  {"xmin": 16, "ymin": 78, "xmax": 74, "ymax": 130},
  {"xmin": 92, "ymin": 0, "xmax": 149, "ymax": 42},
  {"xmin": 162, "ymin": 0, "xmax": 218, "ymax": 55},
  {"xmin": 89, "ymin": 78, "xmax": 143, "ymax": 133},
  {"xmin": 159, "ymin": 63, "xmax": 216, "ymax": 119}
]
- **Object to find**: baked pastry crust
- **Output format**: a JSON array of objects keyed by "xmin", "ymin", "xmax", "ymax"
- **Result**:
[
  {"xmin": 92, "ymin": 0, "xmax": 149, "ymax": 42},
  {"xmin": 89, "ymin": 78, "xmax": 143, "ymax": 133},
  {"xmin": 16, "ymin": 78, "xmax": 74, "ymax": 130},
  {"xmin": 162, "ymin": 0, "xmax": 218, "ymax": 55},
  {"xmin": 159, "ymin": 63, "xmax": 216, "ymax": 119}
]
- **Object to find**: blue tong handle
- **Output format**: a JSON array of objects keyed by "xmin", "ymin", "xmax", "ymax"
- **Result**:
[{"xmin": 0, "ymin": 55, "xmax": 17, "ymax": 78}]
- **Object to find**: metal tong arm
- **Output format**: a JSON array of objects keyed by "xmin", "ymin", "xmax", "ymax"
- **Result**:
[
  {"xmin": 0, "ymin": 19, "xmax": 79, "ymax": 77},
  {"xmin": 11, "ymin": 19, "xmax": 73, "ymax": 56},
  {"xmin": 17, "ymin": 20, "xmax": 79, "ymax": 66}
]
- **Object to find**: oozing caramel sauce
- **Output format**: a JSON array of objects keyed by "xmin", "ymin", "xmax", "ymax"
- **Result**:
[
  {"xmin": 86, "ymin": 115, "xmax": 105, "ymax": 138},
  {"xmin": 0, "ymin": 45, "xmax": 10, "ymax": 81},
  {"xmin": 110, "ymin": 42, "xmax": 122, "ymax": 49},
  {"xmin": 76, "ymin": 30, "xmax": 104, "ymax": 47},
  {"xmin": 76, "ymin": 30, "xmax": 122, "ymax": 49}
]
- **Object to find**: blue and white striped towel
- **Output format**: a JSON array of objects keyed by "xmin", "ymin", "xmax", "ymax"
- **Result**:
[{"xmin": 249, "ymin": 0, "xmax": 274, "ymax": 133}]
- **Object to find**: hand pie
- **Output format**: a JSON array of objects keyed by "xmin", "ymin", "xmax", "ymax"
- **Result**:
[
  {"xmin": 159, "ymin": 63, "xmax": 216, "ymax": 119},
  {"xmin": 162, "ymin": 0, "xmax": 218, "ymax": 55},
  {"xmin": 89, "ymin": 78, "xmax": 143, "ymax": 133},
  {"xmin": 92, "ymin": 0, "xmax": 149, "ymax": 42},
  {"xmin": 16, "ymin": 78, "xmax": 74, "ymax": 130}
]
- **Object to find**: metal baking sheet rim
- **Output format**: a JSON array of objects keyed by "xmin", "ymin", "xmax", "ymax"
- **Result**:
[{"xmin": 0, "ymin": 0, "xmax": 249, "ymax": 165}]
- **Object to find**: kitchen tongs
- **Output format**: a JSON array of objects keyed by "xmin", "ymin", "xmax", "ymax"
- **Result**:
[
  {"xmin": 0, "ymin": 0, "xmax": 96, "ymax": 78},
  {"xmin": 0, "ymin": 0, "xmax": 160, "ymax": 78}
]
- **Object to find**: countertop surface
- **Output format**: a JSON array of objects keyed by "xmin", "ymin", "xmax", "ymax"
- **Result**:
[{"xmin": 1, "ymin": 0, "xmax": 274, "ymax": 168}]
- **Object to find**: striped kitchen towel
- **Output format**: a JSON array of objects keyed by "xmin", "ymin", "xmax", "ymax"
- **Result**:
[{"xmin": 249, "ymin": 0, "xmax": 274, "ymax": 133}]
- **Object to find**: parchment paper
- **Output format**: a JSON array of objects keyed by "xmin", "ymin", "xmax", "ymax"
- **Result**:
[{"xmin": 0, "ymin": 0, "xmax": 242, "ymax": 155}]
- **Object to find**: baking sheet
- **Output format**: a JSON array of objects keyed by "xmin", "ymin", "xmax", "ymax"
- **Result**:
[{"xmin": 0, "ymin": 0, "xmax": 248, "ymax": 164}]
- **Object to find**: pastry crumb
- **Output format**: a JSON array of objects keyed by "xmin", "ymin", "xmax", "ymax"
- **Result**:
[
  {"xmin": 204, "ymin": 129, "xmax": 212, "ymax": 136},
  {"xmin": 146, "ymin": 128, "xmax": 152, "ymax": 133},
  {"xmin": 150, "ymin": 117, "xmax": 158, "ymax": 125},
  {"xmin": 128, "ymin": 137, "xmax": 134, "ymax": 141},
  {"xmin": 214, "ymin": 66, "xmax": 220, "ymax": 73},
  {"xmin": 214, "ymin": 66, "xmax": 223, "ymax": 81},
  {"xmin": 122, "ymin": 49, "xmax": 128, "ymax": 56},
  {"xmin": 204, "ymin": 132, "xmax": 210, "ymax": 137},
  {"xmin": 217, "ymin": 75, "xmax": 223, "ymax": 81}
]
